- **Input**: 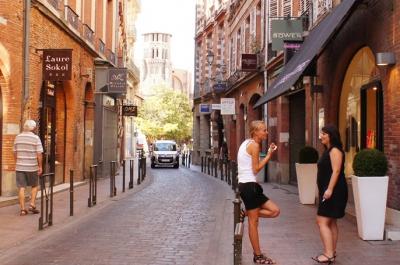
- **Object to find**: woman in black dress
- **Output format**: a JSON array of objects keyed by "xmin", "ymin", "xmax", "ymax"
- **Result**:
[{"xmin": 313, "ymin": 125, "xmax": 348, "ymax": 264}]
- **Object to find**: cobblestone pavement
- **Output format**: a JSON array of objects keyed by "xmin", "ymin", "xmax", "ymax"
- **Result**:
[{"xmin": 1, "ymin": 166, "xmax": 235, "ymax": 265}]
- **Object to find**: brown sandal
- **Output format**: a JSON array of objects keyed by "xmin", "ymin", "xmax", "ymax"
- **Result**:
[
  {"xmin": 28, "ymin": 205, "xmax": 40, "ymax": 214},
  {"xmin": 20, "ymin": 209, "xmax": 28, "ymax": 216}
]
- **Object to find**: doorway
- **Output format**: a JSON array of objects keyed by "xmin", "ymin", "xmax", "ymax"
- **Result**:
[
  {"xmin": 83, "ymin": 83, "xmax": 94, "ymax": 179},
  {"xmin": 289, "ymin": 91, "xmax": 306, "ymax": 184},
  {"xmin": 39, "ymin": 82, "xmax": 56, "ymax": 176},
  {"xmin": 39, "ymin": 81, "xmax": 66, "ymax": 184},
  {"xmin": 361, "ymin": 81, "xmax": 383, "ymax": 151}
]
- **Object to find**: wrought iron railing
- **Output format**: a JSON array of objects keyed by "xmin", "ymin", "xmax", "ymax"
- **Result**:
[
  {"xmin": 83, "ymin": 24, "xmax": 94, "ymax": 44},
  {"xmin": 65, "ymin": 5, "xmax": 79, "ymax": 31}
]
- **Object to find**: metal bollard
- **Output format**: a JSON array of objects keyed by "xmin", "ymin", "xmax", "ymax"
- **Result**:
[
  {"xmin": 201, "ymin": 156, "xmax": 204, "ymax": 172},
  {"xmin": 129, "ymin": 159, "xmax": 134, "ymax": 189},
  {"xmin": 39, "ymin": 173, "xmax": 55, "ymax": 230},
  {"xmin": 214, "ymin": 158, "xmax": 218, "ymax": 178},
  {"xmin": 122, "ymin": 160, "xmax": 126, "ymax": 193},
  {"xmin": 69, "ymin": 169, "xmax": 74, "ymax": 216},
  {"xmin": 188, "ymin": 152, "xmax": 191, "ymax": 168},
  {"xmin": 233, "ymin": 196, "xmax": 241, "ymax": 231},
  {"xmin": 88, "ymin": 165, "xmax": 98, "ymax": 207},
  {"xmin": 110, "ymin": 161, "xmax": 117, "ymax": 197},
  {"xmin": 137, "ymin": 157, "xmax": 141, "ymax": 185}
]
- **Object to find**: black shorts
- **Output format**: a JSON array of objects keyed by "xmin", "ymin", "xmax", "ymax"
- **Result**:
[{"xmin": 238, "ymin": 182, "xmax": 269, "ymax": 210}]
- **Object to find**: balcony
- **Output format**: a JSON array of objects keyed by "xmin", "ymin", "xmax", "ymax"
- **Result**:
[
  {"xmin": 65, "ymin": 5, "xmax": 79, "ymax": 31},
  {"xmin": 83, "ymin": 24, "xmax": 94, "ymax": 44},
  {"xmin": 47, "ymin": 0, "xmax": 61, "ymax": 10},
  {"xmin": 107, "ymin": 49, "xmax": 116, "ymax": 65},
  {"xmin": 98, "ymin": 39, "xmax": 106, "ymax": 55}
]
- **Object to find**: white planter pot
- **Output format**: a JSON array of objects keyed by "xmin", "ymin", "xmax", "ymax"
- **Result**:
[
  {"xmin": 351, "ymin": 175, "xmax": 389, "ymax": 240},
  {"xmin": 295, "ymin": 163, "xmax": 318, "ymax": 204}
]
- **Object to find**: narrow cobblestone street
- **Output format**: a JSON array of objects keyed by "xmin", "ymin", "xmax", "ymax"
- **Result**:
[{"xmin": 1, "ymin": 166, "xmax": 234, "ymax": 265}]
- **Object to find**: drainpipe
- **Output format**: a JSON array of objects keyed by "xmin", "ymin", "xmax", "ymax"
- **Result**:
[
  {"xmin": 263, "ymin": 0, "xmax": 269, "ymax": 124},
  {"xmin": 22, "ymin": 0, "xmax": 30, "ymax": 124}
]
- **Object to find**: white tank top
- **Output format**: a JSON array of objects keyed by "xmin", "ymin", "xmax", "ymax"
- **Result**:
[{"xmin": 237, "ymin": 139, "xmax": 257, "ymax": 183}]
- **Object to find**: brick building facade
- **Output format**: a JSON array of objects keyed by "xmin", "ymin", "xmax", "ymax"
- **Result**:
[{"xmin": 0, "ymin": 0, "xmax": 140, "ymax": 196}]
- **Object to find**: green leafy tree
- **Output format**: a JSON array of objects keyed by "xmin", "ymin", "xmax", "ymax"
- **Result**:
[{"xmin": 136, "ymin": 85, "xmax": 193, "ymax": 143}]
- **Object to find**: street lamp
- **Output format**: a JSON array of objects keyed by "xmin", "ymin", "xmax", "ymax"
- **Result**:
[{"xmin": 207, "ymin": 50, "xmax": 214, "ymax": 65}]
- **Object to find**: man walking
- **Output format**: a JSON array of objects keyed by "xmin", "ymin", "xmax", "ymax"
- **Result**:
[{"xmin": 13, "ymin": 120, "xmax": 43, "ymax": 216}]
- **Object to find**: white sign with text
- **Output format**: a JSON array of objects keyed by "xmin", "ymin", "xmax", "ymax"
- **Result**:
[{"xmin": 221, "ymin": 98, "xmax": 235, "ymax": 115}]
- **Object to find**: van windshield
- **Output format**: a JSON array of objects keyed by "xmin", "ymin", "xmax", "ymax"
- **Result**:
[{"xmin": 154, "ymin": 143, "xmax": 176, "ymax": 151}]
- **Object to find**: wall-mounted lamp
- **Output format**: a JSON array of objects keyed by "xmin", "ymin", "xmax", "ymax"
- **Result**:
[
  {"xmin": 375, "ymin": 52, "xmax": 396, "ymax": 66},
  {"xmin": 206, "ymin": 50, "xmax": 214, "ymax": 65}
]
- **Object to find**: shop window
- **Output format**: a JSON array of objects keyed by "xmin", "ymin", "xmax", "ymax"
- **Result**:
[{"xmin": 339, "ymin": 47, "xmax": 380, "ymax": 177}]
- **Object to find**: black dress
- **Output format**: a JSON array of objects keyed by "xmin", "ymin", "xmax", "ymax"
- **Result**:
[{"xmin": 317, "ymin": 146, "xmax": 348, "ymax": 218}]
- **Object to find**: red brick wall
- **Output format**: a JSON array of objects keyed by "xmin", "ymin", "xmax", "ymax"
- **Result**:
[{"xmin": 0, "ymin": 0, "xmax": 24, "ymax": 174}]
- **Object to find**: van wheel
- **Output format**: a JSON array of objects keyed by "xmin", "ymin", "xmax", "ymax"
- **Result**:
[{"xmin": 174, "ymin": 164, "xmax": 179, "ymax": 169}]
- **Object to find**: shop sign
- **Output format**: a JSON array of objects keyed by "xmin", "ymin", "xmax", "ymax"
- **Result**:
[
  {"xmin": 199, "ymin": 104, "xmax": 211, "ymax": 114},
  {"xmin": 241, "ymin": 54, "xmax": 258, "ymax": 72},
  {"xmin": 271, "ymin": 19, "xmax": 303, "ymax": 51},
  {"xmin": 212, "ymin": 104, "xmax": 221, "ymax": 110},
  {"xmin": 42, "ymin": 49, "xmax": 72, "ymax": 80},
  {"xmin": 122, "ymin": 105, "xmax": 138, "ymax": 116},
  {"xmin": 221, "ymin": 98, "xmax": 235, "ymax": 115},
  {"xmin": 108, "ymin": 68, "xmax": 127, "ymax": 94}
]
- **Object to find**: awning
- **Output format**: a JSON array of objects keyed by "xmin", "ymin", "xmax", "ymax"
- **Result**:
[{"xmin": 255, "ymin": 0, "xmax": 360, "ymax": 107}]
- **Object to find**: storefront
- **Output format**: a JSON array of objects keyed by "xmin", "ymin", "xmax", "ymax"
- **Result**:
[
  {"xmin": 93, "ymin": 60, "xmax": 127, "ymax": 176},
  {"xmin": 257, "ymin": 0, "xmax": 400, "ymax": 222}
]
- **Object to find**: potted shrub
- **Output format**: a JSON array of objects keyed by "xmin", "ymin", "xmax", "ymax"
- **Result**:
[
  {"xmin": 295, "ymin": 146, "xmax": 319, "ymax": 204},
  {"xmin": 352, "ymin": 148, "xmax": 389, "ymax": 240}
]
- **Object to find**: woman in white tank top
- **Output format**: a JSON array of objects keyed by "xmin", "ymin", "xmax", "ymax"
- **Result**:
[{"xmin": 237, "ymin": 120, "xmax": 280, "ymax": 264}]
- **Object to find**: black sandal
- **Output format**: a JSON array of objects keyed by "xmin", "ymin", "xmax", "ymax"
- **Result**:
[
  {"xmin": 28, "ymin": 205, "xmax": 40, "ymax": 214},
  {"xmin": 311, "ymin": 254, "xmax": 335, "ymax": 264},
  {"xmin": 253, "ymin": 253, "xmax": 276, "ymax": 264},
  {"xmin": 20, "ymin": 209, "xmax": 28, "ymax": 216}
]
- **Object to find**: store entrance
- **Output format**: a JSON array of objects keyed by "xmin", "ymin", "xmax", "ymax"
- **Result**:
[
  {"xmin": 39, "ymin": 82, "xmax": 56, "ymax": 175},
  {"xmin": 361, "ymin": 81, "xmax": 383, "ymax": 150},
  {"xmin": 289, "ymin": 91, "xmax": 306, "ymax": 185}
]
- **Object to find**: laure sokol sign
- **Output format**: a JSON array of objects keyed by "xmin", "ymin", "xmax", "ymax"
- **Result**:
[{"xmin": 42, "ymin": 49, "xmax": 72, "ymax": 81}]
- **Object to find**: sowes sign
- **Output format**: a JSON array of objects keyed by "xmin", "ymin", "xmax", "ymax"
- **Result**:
[
  {"xmin": 221, "ymin": 98, "xmax": 235, "ymax": 115},
  {"xmin": 271, "ymin": 19, "xmax": 303, "ymax": 51}
]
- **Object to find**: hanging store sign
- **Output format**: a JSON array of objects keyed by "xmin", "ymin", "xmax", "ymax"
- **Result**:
[
  {"xmin": 108, "ymin": 68, "xmax": 127, "ymax": 94},
  {"xmin": 42, "ymin": 49, "xmax": 73, "ymax": 80},
  {"xmin": 122, "ymin": 105, "xmax": 138, "ymax": 116},
  {"xmin": 241, "ymin": 54, "xmax": 258, "ymax": 72},
  {"xmin": 271, "ymin": 19, "xmax": 303, "ymax": 51},
  {"xmin": 221, "ymin": 98, "xmax": 235, "ymax": 115},
  {"xmin": 284, "ymin": 40, "xmax": 303, "ymax": 64}
]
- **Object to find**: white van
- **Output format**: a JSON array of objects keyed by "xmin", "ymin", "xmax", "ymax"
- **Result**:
[{"xmin": 151, "ymin": 140, "xmax": 179, "ymax": 168}]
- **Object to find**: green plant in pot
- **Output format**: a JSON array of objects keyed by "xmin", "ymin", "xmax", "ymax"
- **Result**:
[
  {"xmin": 353, "ymin": 148, "xmax": 388, "ymax": 176},
  {"xmin": 295, "ymin": 146, "xmax": 319, "ymax": 204},
  {"xmin": 298, "ymin": 146, "xmax": 319, "ymax": 164},
  {"xmin": 351, "ymin": 148, "xmax": 389, "ymax": 240}
]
